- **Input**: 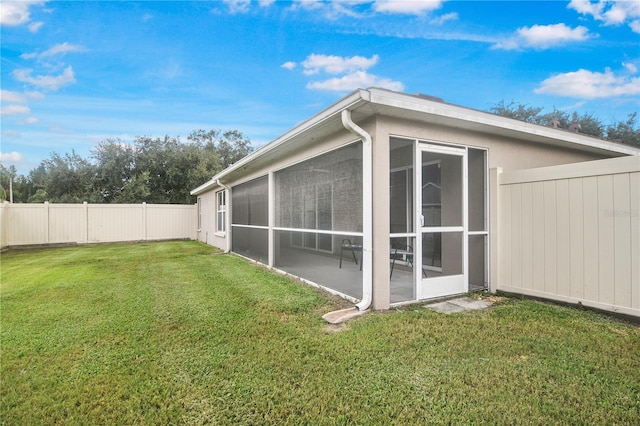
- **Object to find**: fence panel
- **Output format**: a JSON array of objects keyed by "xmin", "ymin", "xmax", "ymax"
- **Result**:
[
  {"xmin": 49, "ymin": 204, "xmax": 86, "ymax": 244},
  {"xmin": 88, "ymin": 204, "xmax": 144, "ymax": 243},
  {"xmin": 7, "ymin": 204, "xmax": 48, "ymax": 246},
  {"xmin": 1, "ymin": 203, "xmax": 196, "ymax": 248},
  {"xmin": 146, "ymin": 204, "xmax": 197, "ymax": 241},
  {"xmin": 495, "ymin": 155, "xmax": 640, "ymax": 318},
  {"xmin": 0, "ymin": 202, "xmax": 7, "ymax": 249}
]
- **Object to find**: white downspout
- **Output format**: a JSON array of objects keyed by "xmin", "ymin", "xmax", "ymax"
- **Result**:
[
  {"xmin": 341, "ymin": 109, "xmax": 372, "ymax": 311},
  {"xmin": 216, "ymin": 179, "xmax": 232, "ymax": 254}
]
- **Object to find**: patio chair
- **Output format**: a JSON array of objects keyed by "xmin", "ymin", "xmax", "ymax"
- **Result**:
[
  {"xmin": 390, "ymin": 242, "xmax": 427, "ymax": 278},
  {"xmin": 339, "ymin": 238, "xmax": 363, "ymax": 270}
]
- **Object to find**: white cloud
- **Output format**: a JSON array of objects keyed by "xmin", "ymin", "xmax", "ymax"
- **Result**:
[
  {"xmin": 568, "ymin": 0, "xmax": 604, "ymax": 17},
  {"xmin": 288, "ymin": 53, "xmax": 403, "ymax": 92},
  {"xmin": 281, "ymin": 61, "xmax": 297, "ymax": 70},
  {"xmin": 301, "ymin": 54, "xmax": 379, "ymax": 75},
  {"xmin": 623, "ymin": 62, "xmax": 638, "ymax": 74},
  {"xmin": 21, "ymin": 117, "xmax": 39, "ymax": 125},
  {"xmin": 518, "ymin": 24, "xmax": 591, "ymax": 48},
  {"xmin": 224, "ymin": 0, "xmax": 251, "ymax": 14},
  {"xmin": 28, "ymin": 21, "xmax": 43, "ymax": 32},
  {"xmin": 290, "ymin": 0, "xmax": 368, "ymax": 19},
  {"xmin": 430, "ymin": 12, "xmax": 458, "ymax": 25},
  {"xmin": 1, "ymin": 105, "xmax": 31, "ymax": 116},
  {"xmin": 534, "ymin": 68, "xmax": 640, "ymax": 99},
  {"xmin": 0, "ymin": 90, "xmax": 27, "ymax": 104},
  {"xmin": 569, "ymin": 0, "xmax": 640, "ymax": 33},
  {"xmin": 0, "ymin": 152, "xmax": 24, "ymax": 163},
  {"xmin": 26, "ymin": 91, "xmax": 45, "ymax": 100},
  {"xmin": 307, "ymin": 70, "xmax": 404, "ymax": 92},
  {"xmin": 0, "ymin": 1, "xmax": 45, "ymax": 26},
  {"xmin": 13, "ymin": 66, "xmax": 76, "ymax": 91},
  {"xmin": 21, "ymin": 42, "xmax": 85, "ymax": 60},
  {"xmin": 291, "ymin": 0, "xmax": 325, "ymax": 11},
  {"xmin": 493, "ymin": 23, "xmax": 591, "ymax": 50},
  {"xmin": 373, "ymin": 0, "xmax": 443, "ymax": 15},
  {"xmin": 259, "ymin": 0, "xmax": 276, "ymax": 6}
]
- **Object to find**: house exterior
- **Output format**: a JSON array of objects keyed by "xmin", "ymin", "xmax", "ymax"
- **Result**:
[{"xmin": 191, "ymin": 88, "xmax": 639, "ymax": 311}]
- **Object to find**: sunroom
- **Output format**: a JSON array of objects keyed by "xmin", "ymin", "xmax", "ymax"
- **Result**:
[{"xmin": 192, "ymin": 88, "xmax": 626, "ymax": 311}]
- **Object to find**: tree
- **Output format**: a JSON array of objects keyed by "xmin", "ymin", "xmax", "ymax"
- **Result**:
[
  {"xmin": 490, "ymin": 101, "xmax": 543, "ymax": 124},
  {"xmin": 0, "ymin": 164, "xmax": 16, "ymax": 202},
  {"xmin": 7, "ymin": 128, "xmax": 250, "ymax": 204},
  {"xmin": 490, "ymin": 101, "xmax": 635, "ymax": 144},
  {"xmin": 92, "ymin": 139, "xmax": 136, "ymax": 203},
  {"xmin": 33, "ymin": 151, "xmax": 99, "ymax": 203},
  {"xmin": 188, "ymin": 129, "xmax": 252, "ymax": 169},
  {"xmin": 606, "ymin": 113, "xmax": 640, "ymax": 147}
]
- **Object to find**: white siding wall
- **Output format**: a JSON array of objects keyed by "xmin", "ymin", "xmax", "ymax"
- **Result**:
[
  {"xmin": 1, "ymin": 203, "xmax": 196, "ymax": 248},
  {"xmin": 493, "ymin": 156, "xmax": 640, "ymax": 317},
  {"xmin": 196, "ymin": 191, "xmax": 223, "ymax": 248}
]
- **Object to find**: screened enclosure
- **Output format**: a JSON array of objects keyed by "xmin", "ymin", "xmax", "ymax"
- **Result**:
[
  {"xmin": 231, "ymin": 176, "xmax": 269, "ymax": 263},
  {"xmin": 274, "ymin": 142, "xmax": 364, "ymax": 299}
]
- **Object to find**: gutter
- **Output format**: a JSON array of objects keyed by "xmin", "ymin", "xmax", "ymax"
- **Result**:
[
  {"xmin": 216, "ymin": 179, "xmax": 232, "ymax": 253},
  {"xmin": 341, "ymin": 109, "xmax": 372, "ymax": 311}
]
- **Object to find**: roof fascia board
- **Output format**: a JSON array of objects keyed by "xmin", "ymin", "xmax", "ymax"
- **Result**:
[{"xmin": 366, "ymin": 88, "xmax": 640, "ymax": 157}]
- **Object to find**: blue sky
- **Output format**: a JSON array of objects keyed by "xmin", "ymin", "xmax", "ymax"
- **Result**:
[{"xmin": 1, "ymin": 0, "xmax": 639, "ymax": 175}]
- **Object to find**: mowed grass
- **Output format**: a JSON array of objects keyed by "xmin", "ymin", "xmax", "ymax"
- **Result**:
[{"xmin": 1, "ymin": 241, "xmax": 639, "ymax": 425}]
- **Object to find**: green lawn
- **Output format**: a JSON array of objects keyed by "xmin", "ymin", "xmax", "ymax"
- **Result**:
[{"xmin": 1, "ymin": 241, "xmax": 639, "ymax": 425}]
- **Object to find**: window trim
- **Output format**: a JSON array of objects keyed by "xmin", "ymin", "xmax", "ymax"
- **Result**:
[
  {"xmin": 216, "ymin": 189, "xmax": 226, "ymax": 235},
  {"xmin": 197, "ymin": 197, "xmax": 202, "ymax": 231}
]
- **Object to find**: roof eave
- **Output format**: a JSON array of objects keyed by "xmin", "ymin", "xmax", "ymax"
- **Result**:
[
  {"xmin": 366, "ymin": 88, "xmax": 640, "ymax": 157},
  {"xmin": 191, "ymin": 89, "xmax": 370, "ymax": 195},
  {"xmin": 191, "ymin": 87, "xmax": 639, "ymax": 196}
]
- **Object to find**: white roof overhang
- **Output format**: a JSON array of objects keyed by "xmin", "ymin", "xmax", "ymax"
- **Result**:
[{"xmin": 191, "ymin": 87, "xmax": 639, "ymax": 195}]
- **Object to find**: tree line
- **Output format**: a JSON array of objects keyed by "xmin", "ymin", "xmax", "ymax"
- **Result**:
[
  {"xmin": 0, "ymin": 129, "xmax": 252, "ymax": 204},
  {"xmin": 1, "ymin": 103, "xmax": 638, "ymax": 204},
  {"xmin": 489, "ymin": 102, "xmax": 640, "ymax": 146}
]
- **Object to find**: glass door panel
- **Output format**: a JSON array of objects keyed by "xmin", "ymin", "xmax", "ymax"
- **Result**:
[{"xmin": 417, "ymin": 145, "xmax": 467, "ymax": 300}]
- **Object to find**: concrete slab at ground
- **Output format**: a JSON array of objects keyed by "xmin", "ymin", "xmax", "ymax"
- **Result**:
[{"xmin": 424, "ymin": 297, "xmax": 493, "ymax": 314}]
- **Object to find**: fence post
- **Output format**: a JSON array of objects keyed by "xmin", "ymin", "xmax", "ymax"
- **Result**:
[
  {"xmin": 83, "ymin": 202, "xmax": 89, "ymax": 244},
  {"xmin": 142, "ymin": 202, "xmax": 147, "ymax": 241},
  {"xmin": 44, "ymin": 201, "xmax": 50, "ymax": 244},
  {"xmin": 489, "ymin": 167, "xmax": 502, "ymax": 293}
]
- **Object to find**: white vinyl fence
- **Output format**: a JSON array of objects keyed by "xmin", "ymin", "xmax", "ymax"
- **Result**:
[
  {"xmin": 491, "ymin": 155, "xmax": 640, "ymax": 318},
  {"xmin": 0, "ymin": 202, "xmax": 197, "ymax": 249}
]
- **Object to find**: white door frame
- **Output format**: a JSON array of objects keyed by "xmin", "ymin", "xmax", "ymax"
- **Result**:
[{"xmin": 415, "ymin": 142, "xmax": 468, "ymax": 300}]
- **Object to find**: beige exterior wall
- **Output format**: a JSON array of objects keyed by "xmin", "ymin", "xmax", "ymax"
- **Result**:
[
  {"xmin": 2, "ymin": 203, "xmax": 196, "ymax": 247},
  {"xmin": 370, "ymin": 118, "xmax": 391, "ymax": 309},
  {"xmin": 494, "ymin": 155, "xmax": 639, "ymax": 318},
  {"xmin": 376, "ymin": 115, "xmax": 607, "ymax": 170}
]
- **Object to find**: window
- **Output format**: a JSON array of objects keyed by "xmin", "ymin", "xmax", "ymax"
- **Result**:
[{"xmin": 216, "ymin": 190, "xmax": 226, "ymax": 233}]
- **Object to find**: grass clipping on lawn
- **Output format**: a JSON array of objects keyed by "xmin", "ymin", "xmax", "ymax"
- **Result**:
[{"xmin": 1, "ymin": 241, "xmax": 639, "ymax": 425}]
